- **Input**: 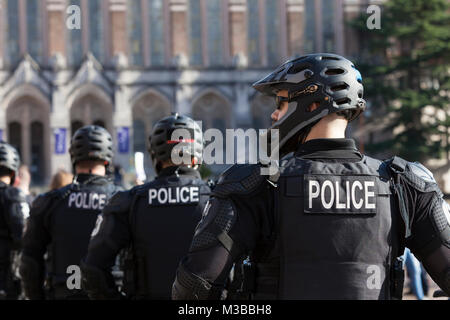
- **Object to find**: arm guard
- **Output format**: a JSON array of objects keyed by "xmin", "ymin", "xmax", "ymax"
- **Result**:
[
  {"xmin": 84, "ymin": 190, "xmax": 133, "ymax": 298},
  {"xmin": 172, "ymin": 262, "xmax": 224, "ymax": 300},
  {"xmin": 172, "ymin": 164, "xmax": 267, "ymax": 300},
  {"xmin": 80, "ymin": 260, "xmax": 122, "ymax": 300},
  {"xmin": 388, "ymin": 157, "xmax": 450, "ymax": 295},
  {"xmin": 3, "ymin": 187, "xmax": 28, "ymax": 249}
]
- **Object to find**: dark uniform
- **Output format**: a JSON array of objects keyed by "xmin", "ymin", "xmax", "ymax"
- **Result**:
[
  {"xmin": 172, "ymin": 54, "xmax": 450, "ymax": 300},
  {"xmin": 81, "ymin": 114, "xmax": 211, "ymax": 299},
  {"xmin": 20, "ymin": 125, "xmax": 121, "ymax": 300},
  {"xmin": 0, "ymin": 142, "xmax": 28, "ymax": 300}
]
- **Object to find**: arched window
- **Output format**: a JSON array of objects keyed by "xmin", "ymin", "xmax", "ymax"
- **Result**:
[
  {"xmin": 187, "ymin": 0, "xmax": 203, "ymax": 66},
  {"xmin": 265, "ymin": 0, "xmax": 281, "ymax": 66},
  {"xmin": 88, "ymin": 0, "xmax": 104, "ymax": 62},
  {"xmin": 205, "ymin": 0, "xmax": 223, "ymax": 66},
  {"xmin": 71, "ymin": 120, "xmax": 84, "ymax": 136},
  {"xmin": 322, "ymin": 0, "xmax": 335, "ymax": 52},
  {"xmin": 149, "ymin": 0, "xmax": 165, "ymax": 66},
  {"xmin": 26, "ymin": 0, "xmax": 43, "ymax": 63},
  {"xmin": 67, "ymin": 0, "xmax": 83, "ymax": 66},
  {"xmin": 192, "ymin": 92, "xmax": 231, "ymax": 133},
  {"xmin": 304, "ymin": 0, "xmax": 316, "ymax": 53},
  {"xmin": 4, "ymin": 0, "xmax": 20, "ymax": 66},
  {"xmin": 30, "ymin": 121, "xmax": 44, "ymax": 184},
  {"xmin": 132, "ymin": 92, "xmax": 171, "ymax": 178},
  {"xmin": 247, "ymin": 0, "xmax": 260, "ymax": 66},
  {"xmin": 127, "ymin": 0, "xmax": 144, "ymax": 66},
  {"xmin": 133, "ymin": 119, "xmax": 146, "ymax": 154},
  {"xmin": 93, "ymin": 120, "xmax": 105, "ymax": 128},
  {"xmin": 8, "ymin": 122, "xmax": 22, "ymax": 157},
  {"xmin": 66, "ymin": 0, "xmax": 105, "ymax": 65}
]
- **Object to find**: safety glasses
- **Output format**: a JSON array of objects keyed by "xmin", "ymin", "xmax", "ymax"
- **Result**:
[{"xmin": 275, "ymin": 96, "xmax": 290, "ymax": 109}]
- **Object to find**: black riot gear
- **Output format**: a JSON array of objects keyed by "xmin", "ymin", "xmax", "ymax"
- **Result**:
[
  {"xmin": 69, "ymin": 125, "xmax": 114, "ymax": 167},
  {"xmin": 0, "ymin": 181, "xmax": 28, "ymax": 299},
  {"xmin": 253, "ymin": 54, "xmax": 366, "ymax": 156},
  {"xmin": 20, "ymin": 174, "xmax": 121, "ymax": 300},
  {"xmin": 0, "ymin": 141, "xmax": 20, "ymax": 185},
  {"xmin": 149, "ymin": 113, "xmax": 203, "ymax": 174},
  {"xmin": 81, "ymin": 165, "xmax": 211, "ymax": 300},
  {"xmin": 172, "ymin": 139, "xmax": 450, "ymax": 300}
]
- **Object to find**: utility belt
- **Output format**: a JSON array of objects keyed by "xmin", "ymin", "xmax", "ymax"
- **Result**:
[
  {"xmin": 227, "ymin": 257, "xmax": 279, "ymax": 300},
  {"xmin": 234, "ymin": 256, "xmax": 405, "ymax": 300}
]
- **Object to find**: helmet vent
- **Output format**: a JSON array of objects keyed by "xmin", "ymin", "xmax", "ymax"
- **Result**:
[
  {"xmin": 325, "ymin": 68, "xmax": 345, "ymax": 75},
  {"xmin": 287, "ymin": 64, "xmax": 308, "ymax": 75},
  {"xmin": 322, "ymin": 56, "xmax": 340, "ymax": 61},
  {"xmin": 336, "ymin": 98, "xmax": 351, "ymax": 105},
  {"xmin": 330, "ymin": 83, "xmax": 349, "ymax": 92}
]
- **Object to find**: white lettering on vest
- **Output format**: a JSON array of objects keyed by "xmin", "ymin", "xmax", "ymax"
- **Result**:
[
  {"xmin": 148, "ymin": 186, "xmax": 200, "ymax": 205},
  {"xmin": 307, "ymin": 178, "xmax": 376, "ymax": 211},
  {"xmin": 67, "ymin": 192, "xmax": 107, "ymax": 210}
]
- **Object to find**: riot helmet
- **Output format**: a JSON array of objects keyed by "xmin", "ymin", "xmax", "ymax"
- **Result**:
[
  {"xmin": 253, "ymin": 53, "xmax": 365, "ymax": 156},
  {"xmin": 69, "ymin": 125, "xmax": 114, "ymax": 168},
  {"xmin": 148, "ymin": 113, "xmax": 203, "ymax": 174},
  {"xmin": 0, "ymin": 141, "xmax": 20, "ymax": 185}
]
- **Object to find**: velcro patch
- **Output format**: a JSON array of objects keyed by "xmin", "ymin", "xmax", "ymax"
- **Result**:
[
  {"xmin": 148, "ymin": 186, "xmax": 200, "ymax": 206},
  {"xmin": 304, "ymin": 175, "xmax": 377, "ymax": 214}
]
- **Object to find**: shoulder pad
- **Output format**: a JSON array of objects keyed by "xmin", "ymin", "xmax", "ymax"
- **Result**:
[
  {"xmin": 30, "ymin": 193, "xmax": 53, "ymax": 215},
  {"xmin": 407, "ymin": 162, "xmax": 435, "ymax": 183},
  {"xmin": 4, "ymin": 186, "xmax": 27, "ymax": 203},
  {"xmin": 103, "ymin": 190, "xmax": 134, "ymax": 216},
  {"xmin": 212, "ymin": 164, "xmax": 268, "ymax": 198},
  {"xmin": 388, "ymin": 156, "xmax": 440, "ymax": 194}
]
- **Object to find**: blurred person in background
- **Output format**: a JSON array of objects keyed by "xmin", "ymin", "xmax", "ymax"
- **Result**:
[
  {"xmin": 404, "ymin": 248, "xmax": 425, "ymax": 300},
  {"xmin": 49, "ymin": 169, "xmax": 73, "ymax": 191},
  {"xmin": 81, "ymin": 114, "xmax": 211, "ymax": 299},
  {"xmin": 0, "ymin": 142, "xmax": 29, "ymax": 300},
  {"xmin": 14, "ymin": 165, "xmax": 34, "ymax": 205},
  {"xmin": 19, "ymin": 125, "xmax": 122, "ymax": 300}
]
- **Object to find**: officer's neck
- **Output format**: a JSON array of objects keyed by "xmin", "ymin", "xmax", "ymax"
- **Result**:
[
  {"xmin": 0, "ymin": 175, "xmax": 11, "ymax": 185},
  {"xmin": 75, "ymin": 166, "xmax": 106, "ymax": 176},
  {"xmin": 304, "ymin": 115, "xmax": 347, "ymax": 142}
]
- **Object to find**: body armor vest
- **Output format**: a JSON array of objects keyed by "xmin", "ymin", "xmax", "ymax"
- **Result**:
[
  {"xmin": 47, "ymin": 177, "xmax": 118, "ymax": 297},
  {"xmin": 252, "ymin": 155, "xmax": 403, "ymax": 300},
  {"xmin": 129, "ymin": 172, "xmax": 210, "ymax": 299}
]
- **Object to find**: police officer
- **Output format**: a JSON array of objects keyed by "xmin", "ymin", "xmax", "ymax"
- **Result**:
[
  {"xmin": 0, "ymin": 142, "xmax": 28, "ymax": 300},
  {"xmin": 20, "ymin": 125, "xmax": 121, "ymax": 300},
  {"xmin": 172, "ymin": 53, "xmax": 450, "ymax": 300},
  {"xmin": 81, "ymin": 114, "xmax": 211, "ymax": 299}
]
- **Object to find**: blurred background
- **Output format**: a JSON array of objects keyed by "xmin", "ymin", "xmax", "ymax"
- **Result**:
[{"xmin": 0, "ymin": 0, "xmax": 449, "ymax": 196}]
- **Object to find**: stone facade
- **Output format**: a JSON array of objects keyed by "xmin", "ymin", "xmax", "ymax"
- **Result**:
[{"xmin": 0, "ymin": 0, "xmax": 377, "ymax": 185}]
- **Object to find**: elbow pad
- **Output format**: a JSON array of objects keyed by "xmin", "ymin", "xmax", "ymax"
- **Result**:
[
  {"xmin": 408, "ymin": 196, "xmax": 450, "ymax": 260},
  {"xmin": 172, "ymin": 263, "xmax": 223, "ymax": 300}
]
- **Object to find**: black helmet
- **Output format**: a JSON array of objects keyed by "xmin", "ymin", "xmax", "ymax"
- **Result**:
[
  {"xmin": 69, "ymin": 125, "xmax": 114, "ymax": 167},
  {"xmin": 148, "ymin": 113, "xmax": 203, "ymax": 174},
  {"xmin": 253, "ymin": 53, "xmax": 365, "ymax": 155},
  {"xmin": 0, "ymin": 141, "xmax": 20, "ymax": 184}
]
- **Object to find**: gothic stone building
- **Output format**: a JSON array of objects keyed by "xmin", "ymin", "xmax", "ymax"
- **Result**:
[{"xmin": 0, "ymin": 0, "xmax": 379, "ymax": 185}]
